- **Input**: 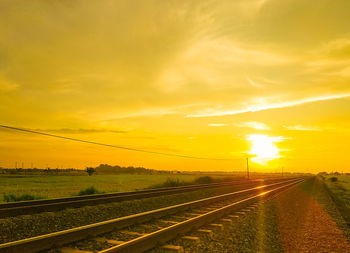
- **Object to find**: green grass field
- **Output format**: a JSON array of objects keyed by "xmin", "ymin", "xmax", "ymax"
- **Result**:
[
  {"xmin": 323, "ymin": 175, "xmax": 350, "ymax": 202},
  {"xmin": 321, "ymin": 175, "xmax": 350, "ymax": 227},
  {"xmin": 0, "ymin": 174, "xmax": 203, "ymax": 201},
  {"xmin": 0, "ymin": 171, "xmax": 296, "ymax": 202}
]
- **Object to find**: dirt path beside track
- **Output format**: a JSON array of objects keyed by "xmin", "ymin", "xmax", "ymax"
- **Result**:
[{"xmin": 275, "ymin": 178, "xmax": 350, "ymax": 253}]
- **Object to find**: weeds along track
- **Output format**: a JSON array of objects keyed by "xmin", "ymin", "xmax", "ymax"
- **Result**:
[
  {"xmin": 0, "ymin": 178, "xmax": 295, "ymax": 218},
  {"xmin": 0, "ymin": 178, "xmax": 304, "ymax": 253}
]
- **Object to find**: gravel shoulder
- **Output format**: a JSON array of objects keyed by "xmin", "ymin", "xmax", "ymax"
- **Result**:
[
  {"xmin": 150, "ymin": 178, "xmax": 350, "ymax": 253},
  {"xmin": 0, "ymin": 182, "xmax": 267, "ymax": 244},
  {"xmin": 275, "ymin": 178, "xmax": 350, "ymax": 252}
]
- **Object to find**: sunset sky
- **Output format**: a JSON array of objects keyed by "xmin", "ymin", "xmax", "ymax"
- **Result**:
[{"xmin": 1, "ymin": 0, "xmax": 350, "ymax": 173}]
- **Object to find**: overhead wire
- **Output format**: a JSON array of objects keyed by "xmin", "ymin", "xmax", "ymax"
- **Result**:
[{"xmin": 0, "ymin": 124, "xmax": 240, "ymax": 161}]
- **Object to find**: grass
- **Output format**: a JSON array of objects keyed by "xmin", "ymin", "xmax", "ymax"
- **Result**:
[
  {"xmin": 0, "ymin": 182, "xmax": 266, "ymax": 243},
  {"xmin": 321, "ymin": 175, "xmax": 350, "ymax": 228},
  {"xmin": 147, "ymin": 178, "xmax": 190, "ymax": 188},
  {"xmin": 0, "ymin": 173, "xmax": 233, "ymax": 202},
  {"xmin": 78, "ymin": 186, "xmax": 102, "ymax": 196},
  {"xmin": 0, "ymin": 172, "xmax": 291, "ymax": 202},
  {"xmin": 148, "ymin": 175, "xmax": 237, "ymax": 189},
  {"xmin": 193, "ymin": 176, "xmax": 214, "ymax": 184},
  {"xmin": 3, "ymin": 193, "xmax": 45, "ymax": 202}
]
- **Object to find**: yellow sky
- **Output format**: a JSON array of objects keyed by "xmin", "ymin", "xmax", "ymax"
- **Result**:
[{"xmin": 1, "ymin": 0, "xmax": 350, "ymax": 173}]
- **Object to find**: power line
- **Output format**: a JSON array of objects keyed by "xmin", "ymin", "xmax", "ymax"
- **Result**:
[
  {"xmin": 246, "ymin": 157, "xmax": 250, "ymax": 179},
  {"xmin": 0, "ymin": 124, "xmax": 239, "ymax": 161}
]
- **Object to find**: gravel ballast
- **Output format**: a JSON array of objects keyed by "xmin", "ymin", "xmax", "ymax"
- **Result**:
[
  {"xmin": 149, "ymin": 178, "xmax": 350, "ymax": 253},
  {"xmin": 0, "ymin": 182, "xmax": 270, "ymax": 244}
]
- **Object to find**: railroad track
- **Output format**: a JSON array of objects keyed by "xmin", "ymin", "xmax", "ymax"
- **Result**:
[
  {"xmin": 0, "ymin": 178, "xmax": 304, "ymax": 253},
  {"xmin": 0, "ymin": 177, "xmax": 294, "ymax": 218}
]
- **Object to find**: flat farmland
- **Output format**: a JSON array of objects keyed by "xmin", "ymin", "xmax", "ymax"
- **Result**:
[
  {"xmin": 0, "ymin": 172, "xmax": 292, "ymax": 202},
  {"xmin": 321, "ymin": 174, "xmax": 350, "ymax": 231},
  {"xmin": 323, "ymin": 174, "xmax": 350, "ymax": 192},
  {"xmin": 3, "ymin": 177, "xmax": 350, "ymax": 253},
  {"xmin": 0, "ymin": 174, "xmax": 203, "ymax": 201},
  {"xmin": 322, "ymin": 175, "xmax": 350, "ymax": 210}
]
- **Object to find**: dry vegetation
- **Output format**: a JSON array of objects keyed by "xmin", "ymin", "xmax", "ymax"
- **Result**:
[
  {"xmin": 319, "ymin": 174, "xmax": 350, "ymax": 233},
  {"xmin": 0, "ymin": 165, "xmax": 299, "ymax": 202}
]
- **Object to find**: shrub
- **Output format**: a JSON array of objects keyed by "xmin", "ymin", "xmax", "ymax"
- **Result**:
[
  {"xmin": 160, "ymin": 178, "xmax": 187, "ymax": 187},
  {"xmin": 3, "ymin": 193, "xmax": 45, "ymax": 202},
  {"xmin": 148, "ymin": 178, "xmax": 189, "ymax": 189},
  {"xmin": 78, "ymin": 186, "xmax": 101, "ymax": 196},
  {"xmin": 86, "ymin": 167, "xmax": 96, "ymax": 176},
  {"xmin": 194, "ymin": 176, "xmax": 214, "ymax": 184},
  {"xmin": 329, "ymin": 177, "xmax": 338, "ymax": 182}
]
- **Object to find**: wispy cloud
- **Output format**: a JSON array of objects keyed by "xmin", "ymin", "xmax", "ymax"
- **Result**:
[
  {"xmin": 155, "ymin": 37, "xmax": 291, "ymax": 92},
  {"xmin": 186, "ymin": 93, "xmax": 350, "ymax": 118},
  {"xmin": 246, "ymin": 76, "xmax": 264, "ymax": 88},
  {"xmin": 208, "ymin": 123, "xmax": 228, "ymax": 127},
  {"xmin": 319, "ymin": 38, "xmax": 350, "ymax": 59},
  {"xmin": 305, "ymin": 38, "xmax": 350, "ymax": 77},
  {"xmin": 236, "ymin": 121, "xmax": 270, "ymax": 130},
  {"xmin": 283, "ymin": 125, "xmax": 321, "ymax": 131},
  {"xmin": 35, "ymin": 128, "xmax": 127, "ymax": 134},
  {"xmin": 188, "ymin": 38, "xmax": 290, "ymax": 66},
  {"xmin": 0, "ymin": 79, "xmax": 19, "ymax": 91}
]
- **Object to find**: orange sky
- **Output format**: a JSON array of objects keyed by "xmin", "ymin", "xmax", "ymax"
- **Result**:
[{"xmin": 1, "ymin": 0, "xmax": 350, "ymax": 173}]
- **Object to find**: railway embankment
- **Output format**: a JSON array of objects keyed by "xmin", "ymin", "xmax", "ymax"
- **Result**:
[{"xmin": 0, "ymin": 181, "xmax": 274, "ymax": 244}]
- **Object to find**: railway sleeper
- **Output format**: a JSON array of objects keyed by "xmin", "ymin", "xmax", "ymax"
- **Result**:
[{"xmin": 0, "ymin": 179, "xmax": 302, "ymax": 253}]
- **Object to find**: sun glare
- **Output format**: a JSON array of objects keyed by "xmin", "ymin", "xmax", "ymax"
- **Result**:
[{"xmin": 247, "ymin": 134, "xmax": 283, "ymax": 164}]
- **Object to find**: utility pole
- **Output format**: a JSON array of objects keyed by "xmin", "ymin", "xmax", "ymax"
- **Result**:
[
  {"xmin": 15, "ymin": 161, "xmax": 17, "ymax": 169},
  {"xmin": 282, "ymin": 167, "xmax": 284, "ymax": 177},
  {"xmin": 246, "ymin": 157, "xmax": 250, "ymax": 180}
]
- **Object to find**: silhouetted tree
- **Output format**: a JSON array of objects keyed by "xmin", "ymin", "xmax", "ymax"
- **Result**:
[{"xmin": 86, "ymin": 167, "xmax": 96, "ymax": 176}]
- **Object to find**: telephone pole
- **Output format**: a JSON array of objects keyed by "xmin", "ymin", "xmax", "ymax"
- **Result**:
[{"xmin": 246, "ymin": 157, "xmax": 250, "ymax": 180}]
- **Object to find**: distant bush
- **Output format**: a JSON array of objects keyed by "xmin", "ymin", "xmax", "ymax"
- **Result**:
[
  {"xmin": 329, "ymin": 177, "xmax": 338, "ymax": 182},
  {"xmin": 78, "ymin": 186, "xmax": 102, "ymax": 195},
  {"xmin": 148, "ymin": 175, "xmax": 238, "ymax": 189},
  {"xmin": 86, "ymin": 167, "xmax": 96, "ymax": 176},
  {"xmin": 3, "ymin": 193, "xmax": 45, "ymax": 202},
  {"xmin": 94, "ymin": 164, "xmax": 156, "ymax": 174},
  {"xmin": 194, "ymin": 176, "xmax": 214, "ymax": 184},
  {"xmin": 148, "ymin": 178, "xmax": 190, "ymax": 189},
  {"xmin": 160, "ymin": 178, "xmax": 188, "ymax": 187}
]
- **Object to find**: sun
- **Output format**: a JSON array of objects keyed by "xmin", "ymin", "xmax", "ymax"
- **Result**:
[{"xmin": 247, "ymin": 134, "xmax": 283, "ymax": 164}]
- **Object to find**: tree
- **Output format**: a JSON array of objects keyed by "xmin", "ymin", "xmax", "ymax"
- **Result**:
[{"xmin": 86, "ymin": 167, "xmax": 96, "ymax": 176}]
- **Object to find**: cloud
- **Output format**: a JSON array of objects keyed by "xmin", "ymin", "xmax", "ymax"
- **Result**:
[
  {"xmin": 0, "ymin": 127, "xmax": 128, "ymax": 135},
  {"xmin": 236, "ymin": 121, "xmax": 270, "ymax": 130},
  {"xmin": 35, "ymin": 128, "xmax": 127, "ymax": 134},
  {"xmin": 246, "ymin": 76, "xmax": 264, "ymax": 88},
  {"xmin": 0, "ymin": 79, "xmax": 19, "ymax": 91},
  {"xmin": 283, "ymin": 125, "xmax": 321, "ymax": 131},
  {"xmin": 321, "ymin": 38, "xmax": 350, "ymax": 59},
  {"xmin": 106, "ymin": 109, "xmax": 176, "ymax": 120},
  {"xmin": 184, "ymin": 38, "xmax": 290, "ymax": 67},
  {"xmin": 186, "ymin": 93, "xmax": 350, "ymax": 117},
  {"xmin": 155, "ymin": 37, "xmax": 291, "ymax": 92},
  {"xmin": 208, "ymin": 123, "xmax": 227, "ymax": 127}
]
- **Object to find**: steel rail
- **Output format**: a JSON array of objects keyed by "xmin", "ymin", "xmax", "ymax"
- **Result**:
[
  {"xmin": 101, "ymin": 179, "xmax": 303, "ymax": 253},
  {"xmin": 0, "ymin": 178, "xmax": 302, "ymax": 253},
  {"xmin": 0, "ymin": 177, "xmax": 294, "ymax": 218}
]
